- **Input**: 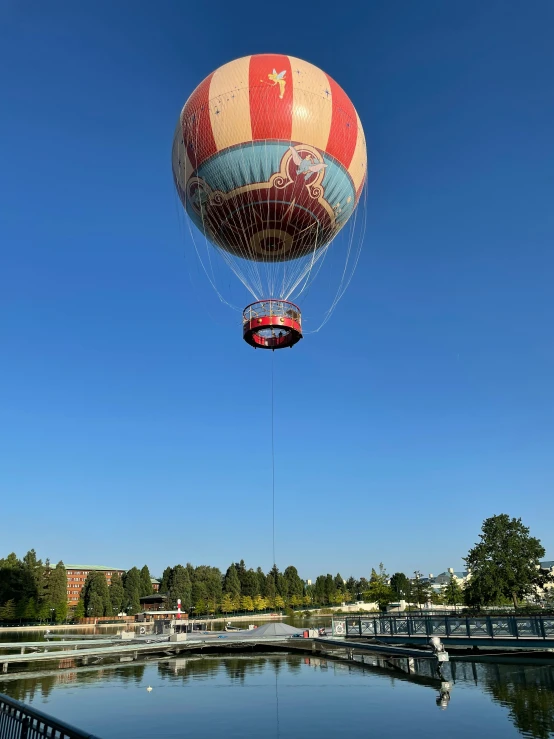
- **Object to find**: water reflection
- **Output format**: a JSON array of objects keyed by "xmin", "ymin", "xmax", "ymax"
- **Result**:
[
  {"xmin": 454, "ymin": 662, "xmax": 554, "ymax": 739},
  {"xmin": 0, "ymin": 651, "xmax": 553, "ymax": 738}
]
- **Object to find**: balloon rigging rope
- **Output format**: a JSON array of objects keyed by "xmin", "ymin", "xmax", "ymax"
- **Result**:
[{"xmin": 174, "ymin": 103, "xmax": 368, "ymax": 326}]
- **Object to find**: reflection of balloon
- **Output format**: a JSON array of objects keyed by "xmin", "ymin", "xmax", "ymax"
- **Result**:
[{"xmin": 172, "ymin": 53, "xmax": 367, "ymax": 349}]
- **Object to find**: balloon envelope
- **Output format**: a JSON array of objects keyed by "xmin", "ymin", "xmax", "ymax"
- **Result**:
[{"xmin": 172, "ymin": 54, "xmax": 367, "ymax": 299}]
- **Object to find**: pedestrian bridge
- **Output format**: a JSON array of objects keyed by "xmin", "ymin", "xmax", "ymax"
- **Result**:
[{"xmin": 332, "ymin": 613, "xmax": 554, "ymax": 649}]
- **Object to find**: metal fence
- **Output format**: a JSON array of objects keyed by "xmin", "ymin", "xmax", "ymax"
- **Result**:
[
  {"xmin": 0, "ymin": 693, "xmax": 100, "ymax": 739},
  {"xmin": 332, "ymin": 614, "xmax": 554, "ymax": 640}
]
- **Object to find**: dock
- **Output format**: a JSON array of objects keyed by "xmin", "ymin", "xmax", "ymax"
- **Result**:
[
  {"xmin": 313, "ymin": 637, "xmax": 449, "ymax": 663},
  {"xmin": 0, "ymin": 621, "xmax": 449, "ymax": 675},
  {"xmin": 0, "ymin": 638, "xmax": 121, "ymax": 654}
]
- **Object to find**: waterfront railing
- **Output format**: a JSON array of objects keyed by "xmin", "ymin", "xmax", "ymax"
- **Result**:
[
  {"xmin": 333, "ymin": 613, "xmax": 554, "ymax": 640},
  {"xmin": 0, "ymin": 693, "xmax": 100, "ymax": 739}
]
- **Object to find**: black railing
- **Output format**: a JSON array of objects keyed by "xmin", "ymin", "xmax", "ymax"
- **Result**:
[
  {"xmin": 333, "ymin": 614, "xmax": 554, "ymax": 640},
  {"xmin": 0, "ymin": 693, "xmax": 100, "ymax": 739}
]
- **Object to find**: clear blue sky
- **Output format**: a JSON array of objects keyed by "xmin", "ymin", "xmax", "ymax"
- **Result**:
[{"xmin": 1, "ymin": 1, "xmax": 553, "ymax": 580}]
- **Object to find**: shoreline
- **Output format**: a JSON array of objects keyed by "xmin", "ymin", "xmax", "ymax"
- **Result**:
[{"xmin": 0, "ymin": 612, "xmax": 289, "ymax": 633}]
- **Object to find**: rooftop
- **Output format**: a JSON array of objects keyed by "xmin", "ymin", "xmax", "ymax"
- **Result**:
[
  {"xmin": 438, "ymin": 571, "xmax": 467, "ymax": 578},
  {"xmin": 63, "ymin": 565, "xmax": 126, "ymax": 572}
]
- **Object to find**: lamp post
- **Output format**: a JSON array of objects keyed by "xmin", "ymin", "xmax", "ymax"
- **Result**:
[{"xmin": 50, "ymin": 608, "xmax": 55, "ymax": 624}]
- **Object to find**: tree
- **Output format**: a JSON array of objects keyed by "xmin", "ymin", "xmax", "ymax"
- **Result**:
[
  {"xmin": 235, "ymin": 560, "xmax": 247, "ymax": 590},
  {"xmin": 274, "ymin": 595, "xmax": 285, "ymax": 610},
  {"xmin": 221, "ymin": 593, "xmax": 234, "ymax": 614},
  {"xmin": 410, "ymin": 571, "xmax": 433, "ymax": 607},
  {"xmin": 21, "ymin": 597, "xmax": 37, "ymax": 620},
  {"xmin": 255, "ymin": 567, "xmax": 266, "ymax": 596},
  {"xmin": 365, "ymin": 564, "xmax": 394, "ymax": 611},
  {"xmin": 346, "ymin": 577, "xmax": 358, "ymax": 600},
  {"xmin": 109, "ymin": 572, "xmax": 125, "ymax": 614},
  {"xmin": 47, "ymin": 562, "xmax": 68, "ymax": 622},
  {"xmin": 331, "ymin": 591, "xmax": 344, "ymax": 606},
  {"xmin": 140, "ymin": 566, "xmax": 152, "ymax": 597},
  {"xmin": 193, "ymin": 565, "xmax": 222, "ymax": 609},
  {"xmin": 195, "ymin": 598, "xmax": 207, "ymax": 616},
  {"xmin": 289, "ymin": 594, "xmax": 302, "ymax": 609},
  {"xmin": 253, "ymin": 595, "xmax": 267, "ymax": 611},
  {"xmin": 442, "ymin": 574, "xmax": 464, "ymax": 606},
  {"xmin": 284, "ymin": 566, "xmax": 304, "ymax": 599},
  {"xmin": 324, "ymin": 574, "xmax": 335, "ymax": 604},
  {"xmin": 37, "ymin": 559, "xmax": 53, "ymax": 622},
  {"xmin": 313, "ymin": 576, "xmax": 327, "ymax": 605},
  {"xmin": 0, "ymin": 599, "xmax": 16, "ymax": 621},
  {"xmin": 88, "ymin": 592, "xmax": 104, "ymax": 617},
  {"xmin": 264, "ymin": 572, "xmax": 276, "ymax": 600},
  {"xmin": 303, "ymin": 594, "xmax": 312, "ymax": 608},
  {"xmin": 241, "ymin": 596, "xmax": 254, "ymax": 612},
  {"xmin": 191, "ymin": 579, "xmax": 207, "ymax": 606},
  {"xmin": 267, "ymin": 564, "xmax": 286, "ymax": 598},
  {"xmin": 241, "ymin": 569, "xmax": 258, "ymax": 597},
  {"xmin": 390, "ymin": 572, "xmax": 410, "ymax": 600},
  {"xmin": 17, "ymin": 550, "xmax": 44, "ymax": 612},
  {"xmin": 223, "ymin": 565, "xmax": 241, "ymax": 599},
  {"xmin": 123, "ymin": 567, "xmax": 143, "ymax": 615},
  {"xmin": 83, "ymin": 571, "xmax": 112, "ymax": 617},
  {"xmin": 159, "ymin": 566, "xmax": 172, "ymax": 594},
  {"xmin": 73, "ymin": 597, "xmax": 85, "ymax": 621},
  {"xmin": 167, "ymin": 565, "xmax": 192, "ymax": 611},
  {"xmin": 464, "ymin": 514, "xmax": 552, "ymax": 608}
]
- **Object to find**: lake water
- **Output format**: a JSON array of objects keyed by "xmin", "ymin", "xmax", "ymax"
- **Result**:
[{"xmin": 1, "ymin": 646, "xmax": 554, "ymax": 738}]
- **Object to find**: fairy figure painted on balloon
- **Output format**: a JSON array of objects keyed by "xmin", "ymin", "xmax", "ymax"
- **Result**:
[{"xmin": 267, "ymin": 68, "xmax": 286, "ymax": 98}]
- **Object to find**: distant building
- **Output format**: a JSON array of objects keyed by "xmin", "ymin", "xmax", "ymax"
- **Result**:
[
  {"xmin": 433, "ymin": 568, "xmax": 469, "ymax": 586},
  {"xmin": 139, "ymin": 593, "xmax": 169, "ymax": 612},
  {"xmin": 416, "ymin": 568, "xmax": 470, "ymax": 595},
  {"xmin": 151, "ymin": 578, "xmax": 160, "ymax": 592},
  {"xmin": 64, "ymin": 565, "xmax": 126, "ymax": 607}
]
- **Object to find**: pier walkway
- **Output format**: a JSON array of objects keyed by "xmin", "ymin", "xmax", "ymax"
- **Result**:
[{"xmin": 333, "ymin": 613, "xmax": 554, "ymax": 648}]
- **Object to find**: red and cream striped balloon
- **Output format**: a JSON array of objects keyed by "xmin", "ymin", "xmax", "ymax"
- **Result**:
[{"xmin": 173, "ymin": 53, "xmax": 366, "ymax": 266}]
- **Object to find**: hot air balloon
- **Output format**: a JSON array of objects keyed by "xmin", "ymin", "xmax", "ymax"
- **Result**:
[{"xmin": 172, "ymin": 53, "xmax": 367, "ymax": 349}]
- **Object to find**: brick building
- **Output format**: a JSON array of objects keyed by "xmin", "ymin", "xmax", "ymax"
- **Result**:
[{"xmin": 65, "ymin": 565, "xmax": 126, "ymax": 607}]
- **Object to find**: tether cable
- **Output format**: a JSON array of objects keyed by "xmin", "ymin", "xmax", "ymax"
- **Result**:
[{"xmin": 271, "ymin": 350, "xmax": 276, "ymax": 567}]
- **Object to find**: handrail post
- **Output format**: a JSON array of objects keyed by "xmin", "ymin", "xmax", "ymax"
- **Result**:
[{"xmin": 21, "ymin": 715, "xmax": 30, "ymax": 739}]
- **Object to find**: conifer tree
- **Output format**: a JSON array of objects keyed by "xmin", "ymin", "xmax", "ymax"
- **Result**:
[
  {"xmin": 140, "ymin": 565, "xmax": 152, "ymax": 596},
  {"xmin": 109, "ymin": 572, "xmax": 125, "ymax": 614}
]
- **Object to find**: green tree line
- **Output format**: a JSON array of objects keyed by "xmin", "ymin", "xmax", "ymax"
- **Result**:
[
  {"xmin": 2, "ymin": 515, "xmax": 551, "ymax": 622},
  {"xmin": 0, "ymin": 551, "xmax": 68, "ymax": 622}
]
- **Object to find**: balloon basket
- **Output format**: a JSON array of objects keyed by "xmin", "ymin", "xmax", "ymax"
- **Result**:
[{"xmin": 242, "ymin": 300, "xmax": 303, "ymax": 350}]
